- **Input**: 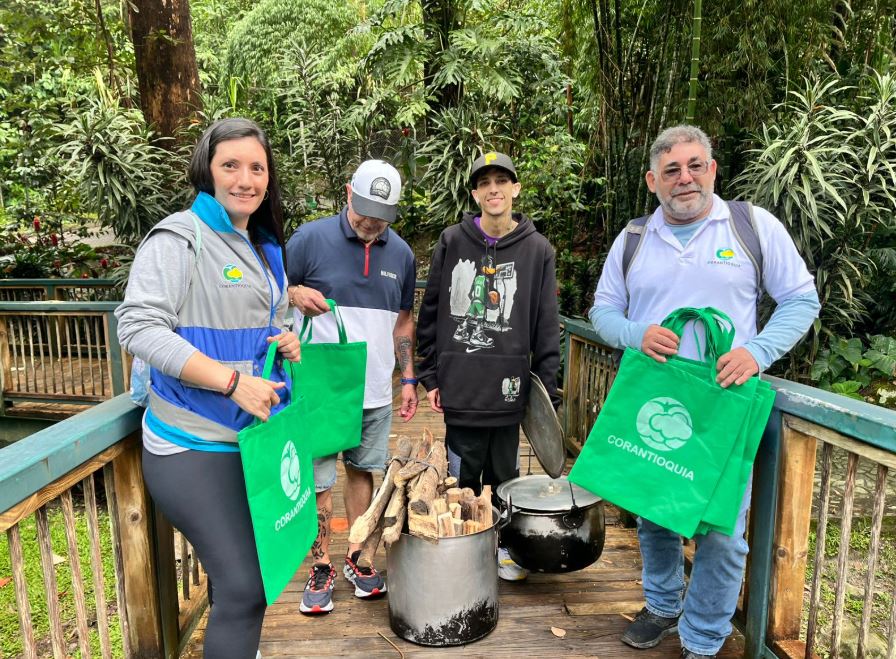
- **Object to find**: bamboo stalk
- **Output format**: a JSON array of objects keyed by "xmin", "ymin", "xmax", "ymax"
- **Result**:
[{"xmin": 685, "ymin": 0, "xmax": 703, "ymax": 122}]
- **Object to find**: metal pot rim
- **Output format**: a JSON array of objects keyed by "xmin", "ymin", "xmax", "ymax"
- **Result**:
[{"xmin": 496, "ymin": 474, "xmax": 602, "ymax": 513}]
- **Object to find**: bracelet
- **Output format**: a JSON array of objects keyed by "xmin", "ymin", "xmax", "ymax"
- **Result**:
[
  {"xmin": 223, "ymin": 370, "xmax": 240, "ymax": 397},
  {"xmin": 400, "ymin": 377, "xmax": 419, "ymax": 386}
]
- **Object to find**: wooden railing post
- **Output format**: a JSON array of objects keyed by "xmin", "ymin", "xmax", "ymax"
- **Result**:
[
  {"xmin": 0, "ymin": 316, "xmax": 10, "ymax": 415},
  {"xmin": 766, "ymin": 415, "xmax": 818, "ymax": 657},
  {"xmin": 104, "ymin": 310, "xmax": 127, "ymax": 396},
  {"xmin": 745, "ymin": 408, "xmax": 784, "ymax": 658},
  {"xmin": 111, "ymin": 434, "xmax": 166, "ymax": 657}
]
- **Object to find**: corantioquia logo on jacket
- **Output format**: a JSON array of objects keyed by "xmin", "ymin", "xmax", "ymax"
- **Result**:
[
  {"xmin": 221, "ymin": 264, "xmax": 244, "ymax": 283},
  {"xmin": 603, "ymin": 397, "xmax": 696, "ymax": 481}
]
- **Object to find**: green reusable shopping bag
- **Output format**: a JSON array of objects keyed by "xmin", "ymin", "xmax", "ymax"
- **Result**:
[
  {"xmin": 293, "ymin": 299, "xmax": 367, "ymax": 459},
  {"xmin": 660, "ymin": 308, "xmax": 776, "ymax": 535},
  {"xmin": 238, "ymin": 343, "xmax": 317, "ymax": 605},
  {"xmin": 695, "ymin": 379, "xmax": 775, "ymax": 535},
  {"xmin": 568, "ymin": 308, "xmax": 756, "ymax": 537}
]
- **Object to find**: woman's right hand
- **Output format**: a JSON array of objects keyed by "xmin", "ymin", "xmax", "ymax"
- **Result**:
[{"xmin": 229, "ymin": 373, "xmax": 285, "ymax": 422}]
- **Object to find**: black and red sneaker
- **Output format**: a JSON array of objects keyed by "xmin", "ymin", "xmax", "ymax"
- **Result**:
[
  {"xmin": 299, "ymin": 562, "xmax": 336, "ymax": 614},
  {"xmin": 342, "ymin": 550, "xmax": 387, "ymax": 599}
]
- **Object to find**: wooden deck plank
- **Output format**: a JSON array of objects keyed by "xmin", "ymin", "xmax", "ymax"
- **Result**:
[{"xmin": 181, "ymin": 380, "xmax": 745, "ymax": 658}]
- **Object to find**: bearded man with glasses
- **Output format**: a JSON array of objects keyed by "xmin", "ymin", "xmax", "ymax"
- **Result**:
[{"xmin": 587, "ymin": 125, "xmax": 820, "ymax": 658}]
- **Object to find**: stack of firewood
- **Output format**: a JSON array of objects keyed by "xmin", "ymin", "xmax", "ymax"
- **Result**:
[{"xmin": 348, "ymin": 429, "xmax": 495, "ymax": 568}]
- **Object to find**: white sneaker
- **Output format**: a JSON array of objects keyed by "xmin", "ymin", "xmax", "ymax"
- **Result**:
[
  {"xmin": 497, "ymin": 547, "xmax": 529, "ymax": 581},
  {"xmin": 256, "ymin": 651, "xmax": 262, "ymax": 659}
]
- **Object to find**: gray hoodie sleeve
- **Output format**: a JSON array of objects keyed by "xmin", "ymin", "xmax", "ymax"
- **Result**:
[{"xmin": 115, "ymin": 230, "xmax": 199, "ymax": 378}]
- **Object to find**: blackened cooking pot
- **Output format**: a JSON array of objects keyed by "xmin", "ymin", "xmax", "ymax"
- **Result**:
[{"xmin": 496, "ymin": 474, "xmax": 605, "ymax": 573}]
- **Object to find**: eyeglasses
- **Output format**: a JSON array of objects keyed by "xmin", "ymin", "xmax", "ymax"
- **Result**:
[{"xmin": 660, "ymin": 161, "xmax": 709, "ymax": 182}]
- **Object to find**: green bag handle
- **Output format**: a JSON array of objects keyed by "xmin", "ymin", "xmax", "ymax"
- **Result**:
[
  {"xmin": 660, "ymin": 306, "xmax": 735, "ymax": 364},
  {"xmin": 247, "ymin": 340, "xmax": 294, "ymax": 427},
  {"xmin": 260, "ymin": 340, "xmax": 280, "ymax": 380},
  {"xmin": 298, "ymin": 299, "xmax": 348, "ymax": 344}
]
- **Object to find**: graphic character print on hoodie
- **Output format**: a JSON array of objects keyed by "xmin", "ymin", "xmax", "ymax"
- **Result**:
[
  {"xmin": 451, "ymin": 253, "xmax": 519, "ymax": 350},
  {"xmin": 416, "ymin": 212, "xmax": 561, "ymax": 427}
]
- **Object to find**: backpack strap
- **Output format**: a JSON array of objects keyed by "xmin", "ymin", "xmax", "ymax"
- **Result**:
[
  {"xmin": 621, "ymin": 215, "xmax": 650, "ymax": 280},
  {"xmin": 726, "ymin": 201, "xmax": 763, "ymax": 295}
]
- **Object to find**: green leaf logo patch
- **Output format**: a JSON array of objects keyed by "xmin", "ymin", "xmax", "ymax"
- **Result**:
[{"xmin": 636, "ymin": 397, "xmax": 693, "ymax": 452}]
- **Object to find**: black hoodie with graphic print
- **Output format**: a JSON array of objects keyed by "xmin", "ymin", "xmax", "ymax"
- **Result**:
[{"xmin": 416, "ymin": 211, "xmax": 560, "ymax": 427}]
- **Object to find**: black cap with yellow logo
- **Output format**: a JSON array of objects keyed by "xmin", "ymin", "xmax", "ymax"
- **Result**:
[{"xmin": 469, "ymin": 151, "xmax": 517, "ymax": 187}]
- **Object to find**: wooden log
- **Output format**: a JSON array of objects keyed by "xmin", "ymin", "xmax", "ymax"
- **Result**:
[
  {"xmin": 408, "ymin": 511, "xmax": 439, "ymax": 542},
  {"xmin": 357, "ymin": 520, "xmax": 384, "ymax": 569},
  {"xmin": 463, "ymin": 520, "xmax": 481, "ymax": 535},
  {"xmin": 461, "ymin": 497, "xmax": 476, "ymax": 521},
  {"xmin": 395, "ymin": 430, "xmax": 434, "ymax": 485},
  {"xmin": 382, "ymin": 486, "xmax": 407, "ymax": 547},
  {"xmin": 408, "ymin": 441, "xmax": 448, "ymax": 516},
  {"xmin": 445, "ymin": 487, "xmax": 464, "ymax": 505},
  {"xmin": 438, "ymin": 512, "xmax": 455, "ymax": 537},
  {"xmin": 460, "ymin": 487, "xmax": 476, "ymax": 500},
  {"xmin": 432, "ymin": 498, "xmax": 449, "ymax": 516},
  {"xmin": 452, "ymin": 518, "xmax": 464, "ymax": 536},
  {"xmin": 476, "ymin": 485, "xmax": 493, "ymax": 528},
  {"xmin": 449, "ymin": 502, "xmax": 462, "ymax": 519},
  {"xmin": 442, "ymin": 476, "xmax": 458, "ymax": 490},
  {"xmin": 349, "ymin": 436, "xmax": 413, "ymax": 545}
]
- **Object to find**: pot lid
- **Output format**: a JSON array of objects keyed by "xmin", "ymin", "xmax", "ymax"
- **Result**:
[
  {"xmin": 521, "ymin": 371, "xmax": 565, "ymax": 479},
  {"xmin": 496, "ymin": 474, "xmax": 601, "ymax": 512}
]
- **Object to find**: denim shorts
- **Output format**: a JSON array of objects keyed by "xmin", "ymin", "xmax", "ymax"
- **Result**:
[{"xmin": 313, "ymin": 403, "xmax": 392, "ymax": 492}]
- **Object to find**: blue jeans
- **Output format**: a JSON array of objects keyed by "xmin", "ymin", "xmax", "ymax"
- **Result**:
[{"xmin": 637, "ymin": 480, "xmax": 752, "ymax": 655}]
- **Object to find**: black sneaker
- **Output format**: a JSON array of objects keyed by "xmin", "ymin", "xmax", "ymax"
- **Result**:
[
  {"xmin": 621, "ymin": 606, "xmax": 680, "ymax": 649},
  {"xmin": 299, "ymin": 562, "xmax": 336, "ymax": 614},
  {"xmin": 343, "ymin": 550, "xmax": 386, "ymax": 598},
  {"xmin": 680, "ymin": 648, "xmax": 716, "ymax": 658}
]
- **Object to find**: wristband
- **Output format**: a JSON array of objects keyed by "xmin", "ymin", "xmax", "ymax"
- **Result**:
[
  {"xmin": 400, "ymin": 377, "xmax": 419, "ymax": 386},
  {"xmin": 223, "ymin": 370, "xmax": 240, "ymax": 397}
]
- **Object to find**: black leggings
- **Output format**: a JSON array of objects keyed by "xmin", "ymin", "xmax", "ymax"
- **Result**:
[{"xmin": 142, "ymin": 448, "xmax": 265, "ymax": 659}]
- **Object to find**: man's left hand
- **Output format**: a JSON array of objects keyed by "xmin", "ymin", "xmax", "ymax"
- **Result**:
[
  {"xmin": 399, "ymin": 384, "xmax": 418, "ymax": 422},
  {"xmin": 268, "ymin": 331, "xmax": 301, "ymax": 362},
  {"xmin": 715, "ymin": 347, "xmax": 759, "ymax": 388}
]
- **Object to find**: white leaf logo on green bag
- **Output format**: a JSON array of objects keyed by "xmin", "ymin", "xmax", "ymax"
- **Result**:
[
  {"xmin": 636, "ymin": 397, "xmax": 693, "ymax": 452},
  {"xmin": 280, "ymin": 441, "xmax": 302, "ymax": 500}
]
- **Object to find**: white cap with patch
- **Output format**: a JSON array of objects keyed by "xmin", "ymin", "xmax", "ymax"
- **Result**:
[{"xmin": 350, "ymin": 160, "xmax": 402, "ymax": 223}]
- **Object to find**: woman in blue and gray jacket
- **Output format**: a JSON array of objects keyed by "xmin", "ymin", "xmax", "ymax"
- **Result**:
[{"xmin": 116, "ymin": 118, "xmax": 300, "ymax": 659}]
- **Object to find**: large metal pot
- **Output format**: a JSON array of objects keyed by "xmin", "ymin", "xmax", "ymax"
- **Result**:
[
  {"xmin": 386, "ymin": 511, "xmax": 500, "ymax": 646},
  {"xmin": 496, "ymin": 474, "xmax": 605, "ymax": 573}
]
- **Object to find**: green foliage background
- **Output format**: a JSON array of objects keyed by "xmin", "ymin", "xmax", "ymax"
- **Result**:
[{"xmin": 0, "ymin": 0, "xmax": 894, "ymax": 389}]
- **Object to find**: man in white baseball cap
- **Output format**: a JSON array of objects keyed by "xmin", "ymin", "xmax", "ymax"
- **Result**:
[{"xmin": 286, "ymin": 159, "xmax": 418, "ymax": 615}]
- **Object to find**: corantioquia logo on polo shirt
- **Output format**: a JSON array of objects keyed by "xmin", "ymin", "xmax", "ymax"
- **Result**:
[
  {"xmin": 604, "ymin": 397, "xmax": 696, "ymax": 481},
  {"xmin": 708, "ymin": 247, "xmax": 741, "ymax": 268}
]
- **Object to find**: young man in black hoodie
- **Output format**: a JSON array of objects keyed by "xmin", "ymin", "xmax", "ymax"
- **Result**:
[{"xmin": 416, "ymin": 151, "xmax": 560, "ymax": 580}]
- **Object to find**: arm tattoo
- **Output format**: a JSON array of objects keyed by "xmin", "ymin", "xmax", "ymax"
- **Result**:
[{"xmin": 396, "ymin": 335, "xmax": 413, "ymax": 373}]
